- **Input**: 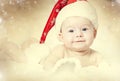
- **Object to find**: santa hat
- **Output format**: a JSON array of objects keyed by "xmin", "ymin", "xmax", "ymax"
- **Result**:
[
  {"xmin": 40, "ymin": 0, "xmax": 97, "ymax": 43},
  {"xmin": 55, "ymin": 1, "xmax": 98, "ymax": 33}
]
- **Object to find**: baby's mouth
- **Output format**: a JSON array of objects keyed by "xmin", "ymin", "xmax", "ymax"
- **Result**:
[{"xmin": 75, "ymin": 40, "xmax": 85, "ymax": 42}]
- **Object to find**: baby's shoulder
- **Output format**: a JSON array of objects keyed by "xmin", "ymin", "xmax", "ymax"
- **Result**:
[
  {"xmin": 90, "ymin": 49, "xmax": 104, "ymax": 64},
  {"xmin": 49, "ymin": 44, "xmax": 65, "ymax": 58},
  {"xmin": 51, "ymin": 44, "xmax": 65, "ymax": 52},
  {"xmin": 91, "ymin": 49, "xmax": 103, "ymax": 58},
  {"xmin": 53, "ymin": 44, "xmax": 65, "ymax": 49},
  {"xmin": 91, "ymin": 49, "xmax": 110, "ymax": 67}
]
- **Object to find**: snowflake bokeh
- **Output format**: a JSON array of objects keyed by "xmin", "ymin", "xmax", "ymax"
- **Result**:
[{"xmin": 0, "ymin": 0, "xmax": 39, "ymax": 24}]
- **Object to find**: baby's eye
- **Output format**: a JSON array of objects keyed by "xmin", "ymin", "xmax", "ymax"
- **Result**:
[
  {"xmin": 68, "ymin": 29, "xmax": 74, "ymax": 32},
  {"xmin": 82, "ymin": 28, "xmax": 88, "ymax": 31}
]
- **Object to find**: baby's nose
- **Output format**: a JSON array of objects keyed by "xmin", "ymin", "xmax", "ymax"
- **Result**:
[{"xmin": 75, "ymin": 30, "xmax": 83, "ymax": 37}]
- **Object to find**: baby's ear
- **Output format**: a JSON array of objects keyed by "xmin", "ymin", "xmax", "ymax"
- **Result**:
[
  {"xmin": 57, "ymin": 33, "xmax": 63, "ymax": 42},
  {"xmin": 94, "ymin": 29, "xmax": 97, "ymax": 38}
]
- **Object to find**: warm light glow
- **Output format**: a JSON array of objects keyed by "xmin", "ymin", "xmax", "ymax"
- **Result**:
[{"xmin": 0, "ymin": 0, "xmax": 120, "ymax": 81}]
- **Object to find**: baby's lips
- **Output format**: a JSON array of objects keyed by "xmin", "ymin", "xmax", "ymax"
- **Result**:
[{"xmin": 75, "ymin": 40, "xmax": 86, "ymax": 42}]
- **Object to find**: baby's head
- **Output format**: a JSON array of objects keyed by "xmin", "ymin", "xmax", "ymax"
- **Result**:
[
  {"xmin": 55, "ymin": 1, "xmax": 98, "ymax": 51},
  {"xmin": 46, "ymin": 1, "xmax": 98, "ymax": 48}
]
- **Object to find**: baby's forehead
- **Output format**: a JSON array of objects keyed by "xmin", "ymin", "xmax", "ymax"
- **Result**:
[{"xmin": 61, "ymin": 16, "xmax": 93, "ymax": 28}]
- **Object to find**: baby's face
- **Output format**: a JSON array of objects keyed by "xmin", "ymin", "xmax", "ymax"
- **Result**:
[{"xmin": 59, "ymin": 16, "xmax": 96, "ymax": 51}]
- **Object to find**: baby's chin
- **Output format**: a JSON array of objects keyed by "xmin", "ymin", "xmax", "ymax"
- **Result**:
[
  {"xmin": 71, "ymin": 44, "xmax": 89, "ymax": 49},
  {"xmin": 69, "ymin": 47, "xmax": 90, "ymax": 52}
]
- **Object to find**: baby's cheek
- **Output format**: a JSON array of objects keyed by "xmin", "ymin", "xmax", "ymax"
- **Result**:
[
  {"xmin": 64, "ymin": 39, "xmax": 73, "ymax": 46},
  {"xmin": 64, "ymin": 35, "xmax": 73, "ymax": 41},
  {"xmin": 84, "ymin": 33, "xmax": 94, "ymax": 40}
]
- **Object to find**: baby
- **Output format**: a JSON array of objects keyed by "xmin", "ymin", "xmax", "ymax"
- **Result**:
[{"xmin": 40, "ymin": 1, "xmax": 103, "ymax": 71}]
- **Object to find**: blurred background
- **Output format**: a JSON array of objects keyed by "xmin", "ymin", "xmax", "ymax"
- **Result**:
[
  {"xmin": 0, "ymin": 0, "xmax": 120, "ymax": 81},
  {"xmin": 0, "ymin": 0, "xmax": 54, "ymax": 45}
]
